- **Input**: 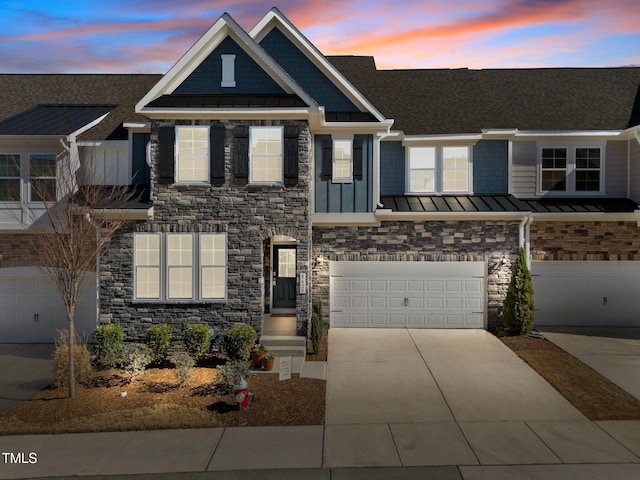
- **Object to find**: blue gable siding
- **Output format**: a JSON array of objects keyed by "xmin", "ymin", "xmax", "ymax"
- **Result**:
[
  {"xmin": 132, "ymin": 133, "xmax": 150, "ymax": 185},
  {"xmin": 174, "ymin": 36, "xmax": 285, "ymax": 95},
  {"xmin": 260, "ymin": 28, "xmax": 360, "ymax": 112},
  {"xmin": 315, "ymin": 134, "xmax": 372, "ymax": 213},
  {"xmin": 380, "ymin": 141, "xmax": 405, "ymax": 195},
  {"xmin": 473, "ymin": 140, "xmax": 508, "ymax": 194}
]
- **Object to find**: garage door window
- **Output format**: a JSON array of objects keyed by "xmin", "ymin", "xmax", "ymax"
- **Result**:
[{"xmin": 134, "ymin": 232, "xmax": 227, "ymax": 302}]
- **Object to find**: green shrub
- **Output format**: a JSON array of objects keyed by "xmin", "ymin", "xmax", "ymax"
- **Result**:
[
  {"xmin": 311, "ymin": 299, "xmax": 323, "ymax": 354},
  {"xmin": 53, "ymin": 330, "xmax": 92, "ymax": 388},
  {"xmin": 216, "ymin": 361, "xmax": 251, "ymax": 393},
  {"xmin": 183, "ymin": 324, "xmax": 211, "ymax": 362},
  {"xmin": 92, "ymin": 323, "xmax": 124, "ymax": 368},
  {"xmin": 170, "ymin": 351, "xmax": 195, "ymax": 387},
  {"xmin": 145, "ymin": 324, "xmax": 172, "ymax": 365},
  {"xmin": 222, "ymin": 323, "xmax": 257, "ymax": 361},
  {"xmin": 115, "ymin": 343, "xmax": 151, "ymax": 382},
  {"xmin": 502, "ymin": 247, "xmax": 535, "ymax": 336}
]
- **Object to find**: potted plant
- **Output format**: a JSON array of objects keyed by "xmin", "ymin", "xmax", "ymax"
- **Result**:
[
  {"xmin": 250, "ymin": 344, "xmax": 266, "ymax": 368},
  {"xmin": 261, "ymin": 352, "xmax": 275, "ymax": 372}
]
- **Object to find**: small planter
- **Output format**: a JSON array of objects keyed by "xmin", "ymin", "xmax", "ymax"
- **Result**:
[
  {"xmin": 251, "ymin": 353, "xmax": 266, "ymax": 368},
  {"xmin": 262, "ymin": 354, "xmax": 275, "ymax": 372}
]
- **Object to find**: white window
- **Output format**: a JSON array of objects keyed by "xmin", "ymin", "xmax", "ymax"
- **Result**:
[
  {"xmin": 135, "ymin": 233, "xmax": 161, "ymax": 300},
  {"xmin": 539, "ymin": 146, "xmax": 602, "ymax": 194},
  {"xmin": 407, "ymin": 146, "xmax": 470, "ymax": 194},
  {"xmin": 250, "ymin": 126, "xmax": 283, "ymax": 184},
  {"xmin": 29, "ymin": 154, "xmax": 57, "ymax": 202},
  {"xmin": 0, "ymin": 154, "xmax": 21, "ymax": 202},
  {"xmin": 332, "ymin": 138, "xmax": 353, "ymax": 183},
  {"xmin": 221, "ymin": 54, "xmax": 236, "ymax": 87},
  {"xmin": 134, "ymin": 232, "xmax": 227, "ymax": 302},
  {"xmin": 176, "ymin": 126, "xmax": 209, "ymax": 183}
]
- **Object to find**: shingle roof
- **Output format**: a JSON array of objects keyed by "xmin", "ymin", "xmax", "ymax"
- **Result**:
[
  {"xmin": 380, "ymin": 195, "xmax": 639, "ymax": 213},
  {"xmin": 329, "ymin": 56, "xmax": 640, "ymax": 135},
  {"xmin": 0, "ymin": 75, "xmax": 161, "ymax": 140}
]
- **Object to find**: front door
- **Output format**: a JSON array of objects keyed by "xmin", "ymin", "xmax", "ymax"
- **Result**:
[{"xmin": 272, "ymin": 245, "xmax": 296, "ymax": 309}]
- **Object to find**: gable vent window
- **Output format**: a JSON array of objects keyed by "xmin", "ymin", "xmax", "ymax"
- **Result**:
[{"xmin": 221, "ymin": 54, "xmax": 236, "ymax": 88}]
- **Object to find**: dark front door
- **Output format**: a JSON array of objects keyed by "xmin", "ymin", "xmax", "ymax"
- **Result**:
[{"xmin": 272, "ymin": 245, "xmax": 296, "ymax": 309}]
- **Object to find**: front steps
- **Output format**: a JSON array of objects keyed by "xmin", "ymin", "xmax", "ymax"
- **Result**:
[{"xmin": 257, "ymin": 314, "xmax": 306, "ymax": 376}]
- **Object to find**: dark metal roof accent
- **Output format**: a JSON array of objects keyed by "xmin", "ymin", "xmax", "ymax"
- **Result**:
[
  {"xmin": 0, "ymin": 104, "xmax": 114, "ymax": 136},
  {"xmin": 324, "ymin": 111, "xmax": 378, "ymax": 122},
  {"xmin": 147, "ymin": 94, "xmax": 308, "ymax": 109},
  {"xmin": 380, "ymin": 195, "xmax": 639, "ymax": 213}
]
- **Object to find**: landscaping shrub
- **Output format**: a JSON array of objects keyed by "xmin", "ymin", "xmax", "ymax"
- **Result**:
[
  {"xmin": 145, "ymin": 324, "xmax": 172, "ymax": 365},
  {"xmin": 502, "ymin": 247, "xmax": 535, "ymax": 336},
  {"xmin": 53, "ymin": 330, "xmax": 92, "ymax": 388},
  {"xmin": 92, "ymin": 323, "xmax": 124, "ymax": 368},
  {"xmin": 183, "ymin": 324, "xmax": 211, "ymax": 362},
  {"xmin": 222, "ymin": 323, "xmax": 257, "ymax": 361},
  {"xmin": 115, "ymin": 343, "xmax": 151, "ymax": 382},
  {"xmin": 170, "ymin": 351, "xmax": 195, "ymax": 387},
  {"xmin": 216, "ymin": 361, "xmax": 251, "ymax": 393},
  {"xmin": 311, "ymin": 299, "xmax": 323, "ymax": 354}
]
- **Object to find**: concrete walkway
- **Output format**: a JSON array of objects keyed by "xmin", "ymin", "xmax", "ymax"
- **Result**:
[
  {"xmin": 3, "ymin": 330, "xmax": 640, "ymax": 479},
  {"xmin": 541, "ymin": 327, "xmax": 640, "ymax": 400}
]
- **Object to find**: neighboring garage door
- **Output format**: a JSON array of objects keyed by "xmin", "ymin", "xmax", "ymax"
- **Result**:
[
  {"xmin": 532, "ymin": 261, "xmax": 640, "ymax": 326},
  {"xmin": 330, "ymin": 261, "xmax": 485, "ymax": 328},
  {"xmin": 0, "ymin": 267, "xmax": 97, "ymax": 343}
]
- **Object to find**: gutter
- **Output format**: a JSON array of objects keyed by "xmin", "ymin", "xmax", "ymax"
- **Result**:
[{"xmin": 519, "ymin": 214, "xmax": 534, "ymax": 269}]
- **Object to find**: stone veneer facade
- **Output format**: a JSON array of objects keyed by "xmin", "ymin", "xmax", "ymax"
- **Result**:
[
  {"xmin": 531, "ymin": 221, "xmax": 640, "ymax": 260},
  {"xmin": 311, "ymin": 220, "xmax": 521, "ymax": 330},
  {"xmin": 100, "ymin": 120, "xmax": 312, "ymax": 342}
]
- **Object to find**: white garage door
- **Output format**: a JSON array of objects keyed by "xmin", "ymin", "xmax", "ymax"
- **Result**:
[
  {"xmin": 0, "ymin": 268, "xmax": 97, "ymax": 343},
  {"xmin": 330, "ymin": 261, "xmax": 485, "ymax": 328},
  {"xmin": 532, "ymin": 261, "xmax": 640, "ymax": 326}
]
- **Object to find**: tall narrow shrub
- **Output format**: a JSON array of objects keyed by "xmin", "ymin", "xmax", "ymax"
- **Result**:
[
  {"xmin": 311, "ymin": 299, "xmax": 323, "ymax": 354},
  {"xmin": 502, "ymin": 247, "xmax": 535, "ymax": 336}
]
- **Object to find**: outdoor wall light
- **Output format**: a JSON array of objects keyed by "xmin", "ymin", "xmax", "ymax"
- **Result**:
[{"xmin": 313, "ymin": 255, "xmax": 324, "ymax": 268}]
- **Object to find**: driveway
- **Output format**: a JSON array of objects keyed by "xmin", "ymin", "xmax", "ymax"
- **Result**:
[
  {"xmin": 542, "ymin": 327, "xmax": 640, "ymax": 400},
  {"xmin": 0, "ymin": 344, "xmax": 55, "ymax": 414},
  {"xmin": 324, "ymin": 329, "xmax": 640, "ymax": 468}
]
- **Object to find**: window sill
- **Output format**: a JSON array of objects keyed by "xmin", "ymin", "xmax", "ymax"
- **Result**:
[{"xmin": 132, "ymin": 299, "xmax": 227, "ymax": 304}]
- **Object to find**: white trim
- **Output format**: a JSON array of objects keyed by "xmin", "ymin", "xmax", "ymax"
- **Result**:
[
  {"xmin": 174, "ymin": 125, "xmax": 210, "ymax": 185},
  {"xmin": 374, "ymin": 210, "xmax": 529, "ymax": 221},
  {"xmin": 250, "ymin": 8, "xmax": 387, "ymax": 123},
  {"xmin": 249, "ymin": 125, "xmax": 284, "ymax": 185},
  {"xmin": 403, "ymin": 134, "xmax": 482, "ymax": 144},
  {"xmin": 311, "ymin": 212, "xmax": 379, "ymax": 226},
  {"xmin": 136, "ymin": 13, "xmax": 317, "ymax": 114},
  {"xmin": 331, "ymin": 135, "xmax": 353, "ymax": 183},
  {"xmin": 405, "ymin": 145, "xmax": 473, "ymax": 195}
]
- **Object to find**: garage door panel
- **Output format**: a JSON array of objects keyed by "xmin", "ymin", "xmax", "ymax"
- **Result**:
[
  {"xmin": 330, "ymin": 261, "xmax": 485, "ymax": 329},
  {"xmin": 532, "ymin": 261, "xmax": 640, "ymax": 327}
]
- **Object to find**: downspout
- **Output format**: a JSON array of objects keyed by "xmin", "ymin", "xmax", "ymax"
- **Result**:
[
  {"xmin": 518, "ymin": 214, "xmax": 534, "ymax": 269},
  {"xmin": 374, "ymin": 130, "xmax": 395, "ymax": 209}
]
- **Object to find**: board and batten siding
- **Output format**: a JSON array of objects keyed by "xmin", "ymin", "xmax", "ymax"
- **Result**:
[
  {"xmin": 80, "ymin": 144, "xmax": 130, "ymax": 186},
  {"xmin": 510, "ymin": 140, "xmax": 537, "ymax": 198},
  {"xmin": 629, "ymin": 139, "xmax": 640, "ymax": 204},
  {"xmin": 604, "ymin": 140, "xmax": 628, "ymax": 197}
]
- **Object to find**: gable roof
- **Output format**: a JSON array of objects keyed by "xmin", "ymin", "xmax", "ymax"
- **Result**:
[
  {"xmin": 328, "ymin": 56, "xmax": 640, "ymax": 135},
  {"xmin": 0, "ymin": 74, "xmax": 160, "ymax": 140},
  {"xmin": 0, "ymin": 104, "xmax": 114, "ymax": 136},
  {"xmin": 136, "ymin": 13, "xmax": 317, "ymax": 115}
]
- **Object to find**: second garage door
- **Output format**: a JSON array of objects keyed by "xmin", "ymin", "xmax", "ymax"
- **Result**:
[{"xmin": 330, "ymin": 261, "xmax": 485, "ymax": 328}]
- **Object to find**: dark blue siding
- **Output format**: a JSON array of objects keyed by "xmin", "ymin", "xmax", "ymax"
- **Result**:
[
  {"xmin": 174, "ymin": 36, "xmax": 285, "ymax": 95},
  {"xmin": 260, "ymin": 28, "xmax": 360, "ymax": 113},
  {"xmin": 380, "ymin": 141, "xmax": 405, "ymax": 195},
  {"xmin": 315, "ymin": 134, "xmax": 372, "ymax": 213},
  {"xmin": 132, "ymin": 133, "xmax": 150, "ymax": 185},
  {"xmin": 473, "ymin": 140, "xmax": 509, "ymax": 194}
]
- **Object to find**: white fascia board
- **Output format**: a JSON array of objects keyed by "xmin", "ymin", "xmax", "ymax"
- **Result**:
[
  {"xmin": 77, "ymin": 140, "xmax": 128, "ymax": 147},
  {"xmin": 68, "ymin": 112, "xmax": 112, "ymax": 141},
  {"xmin": 402, "ymin": 133, "xmax": 482, "ymax": 145},
  {"xmin": 374, "ymin": 210, "xmax": 527, "ymax": 221},
  {"xmin": 123, "ymin": 122, "xmax": 151, "ymax": 130},
  {"xmin": 311, "ymin": 213, "xmax": 380, "ymax": 226},
  {"xmin": 136, "ymin": 13, "xmax": 318, "ymax": 113},
  {"xmin": 514, "ymin": 130, "xmax": 624, "ymax": 138},
  {"xmin": 139, "ymin": 108, "xmax": 312, "ymax": 121},
  {"xmin": 249, "ymin": 8, "xmax": 388, "ymax": 123},
  {"xmin": 532, "ymin": 211, "xmax": 640, "ymax": 222}
]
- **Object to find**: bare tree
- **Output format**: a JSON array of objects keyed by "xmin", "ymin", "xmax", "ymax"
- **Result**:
[{"xmin": 22, "ymin": 139, "xmax": 134, "ymax": 398}]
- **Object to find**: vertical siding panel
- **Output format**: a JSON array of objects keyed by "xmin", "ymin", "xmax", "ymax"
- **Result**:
[
  {"xmin": 314, "ymin": 135, "xmax": 329, "ymax": 213},
  {"xmin": 511, "ymin": 141, "xmax": 537, "ymax": 198},
  {"xmin": 605, "ymin": 141, "xmax": 628, "ymax": 197},
  {"xmin": 631, "ymin": 140, "xmax": 640, "ymax": 203}
]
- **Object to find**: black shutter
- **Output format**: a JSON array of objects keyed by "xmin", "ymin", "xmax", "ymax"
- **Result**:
[
  {"xmin": 353, "ymin": 137, "xmax": 363, "ymax": 181},
  {"xmin": 233, "ymin": 125, "xmax": 249, "ymax": 181},
  {"xmin": 283, "ymin": 126, "xmax": 300, "ymax": 185},
  {"xmin": 210, "ymin": 126, "xmax": 226, "ymax": 185},
  {"xmin": 158, "ymin": 126, "xmax": 175, "ymax": 184},
  {"xmin": 321, "ymin": 137, "xmax": 332, "ymax": 180}
]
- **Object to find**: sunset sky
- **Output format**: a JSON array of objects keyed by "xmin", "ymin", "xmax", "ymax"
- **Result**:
[{"xmin": 1, "ymin": 0, "xmax": 639, "ymax": 73}]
